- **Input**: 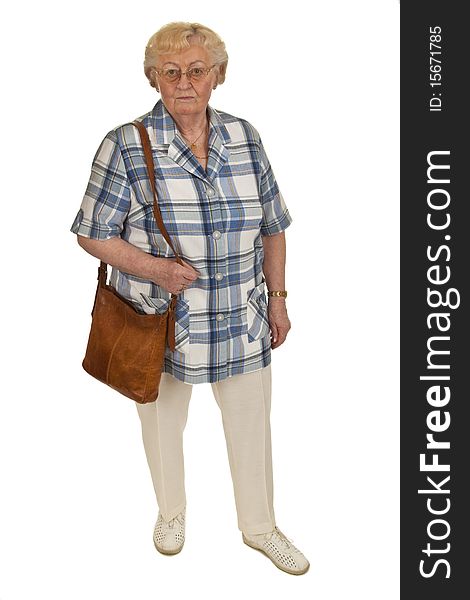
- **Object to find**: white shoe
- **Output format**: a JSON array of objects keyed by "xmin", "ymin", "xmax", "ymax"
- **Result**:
[
  {"xmin": 153, "ymin": 507, "xmax": 186, "ymax": 555},
  {"xmin": 242, "ymin": 526, "xmax": 310, "ymax": 575}
]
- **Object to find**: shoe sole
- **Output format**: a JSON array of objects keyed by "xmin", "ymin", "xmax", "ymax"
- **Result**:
[
  {"xmin": 153, "ymin": 536, "xmax": 185, "ymax": 555},
  {"xmin": 242, "ymin": 534, "xmax": 310, "ymax": 576}
]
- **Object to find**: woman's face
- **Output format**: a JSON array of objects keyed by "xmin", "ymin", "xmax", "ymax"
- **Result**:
[{"xmin": 154, "ymin": 44, "xmax": 218, "ymax": 121}]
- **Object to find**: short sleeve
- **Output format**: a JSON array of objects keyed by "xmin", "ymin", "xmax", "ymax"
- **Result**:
[
  {"xmin": 70, "ymin": 129, "xmax": 131, "ymax": 240},
  {"xmin": 258, "ymin": 137, "xmax": 293, "ymax": 236}
]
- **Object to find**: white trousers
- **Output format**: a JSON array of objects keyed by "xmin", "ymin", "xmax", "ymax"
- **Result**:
[{"xmin": 135, "ymin": 363, "xmax": 276, "ymax": 535}]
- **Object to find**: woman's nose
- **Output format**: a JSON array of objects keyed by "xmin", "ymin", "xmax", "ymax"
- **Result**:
[{"xmin": 176, "ymin": 73, "xmax": 192, "ymax": 89}]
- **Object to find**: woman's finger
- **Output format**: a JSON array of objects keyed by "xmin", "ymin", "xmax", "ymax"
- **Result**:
[
  {"xmin": 180, "ymin": 258, "xmax": 200, "ymax": 277},
  {"xmin": 270, "ymin": 321, "xmax": 278, "ymax": 345}
]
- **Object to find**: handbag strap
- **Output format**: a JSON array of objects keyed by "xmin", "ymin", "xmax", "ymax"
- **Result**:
[
  {"xmin": 97, "ymin": 119, "xmax": 183, "ymax": 351},
  {"xmin": 131, "ymin": 120, "xmax": 184, "ymax": 263}
]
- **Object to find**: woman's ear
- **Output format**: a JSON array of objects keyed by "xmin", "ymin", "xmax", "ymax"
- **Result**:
[
  {"xmin": 150, "ymin": 68, "xmax": 159, "ymax": 91},
  {"xmin": 217, "ymin": 63, "xmax": 227, "ymax": 85}
]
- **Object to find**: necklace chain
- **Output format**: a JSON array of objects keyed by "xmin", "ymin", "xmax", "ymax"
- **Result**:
[{"xmin": 179, "ymin": 118, "xmax": 209, "ymax": 160}]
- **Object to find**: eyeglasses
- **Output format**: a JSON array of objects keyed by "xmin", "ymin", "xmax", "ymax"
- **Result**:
[{"xmin": 154, "ymin": 64, "xmax": 217, "ymax": 84}]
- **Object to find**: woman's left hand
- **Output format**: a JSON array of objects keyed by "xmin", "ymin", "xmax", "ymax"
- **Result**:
[{"xmin": 267, "ymin": 300, "xmax": 291, "ymax": 349}]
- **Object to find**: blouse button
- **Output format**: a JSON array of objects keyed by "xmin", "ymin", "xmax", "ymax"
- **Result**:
[
  {"xmin": 212, "ymin": 230, "xmax": 222, "ymax": 239},
  {"xmin": 206, "ymin": 187, "xmax": 215, "ymax": 197},
  {"xmin": 214, "ymin": 272, "xmax": 224, "ymax": 281},
  {"xmin": 216, "ymin": 313, "xmax": 225, "ymax": 322}
]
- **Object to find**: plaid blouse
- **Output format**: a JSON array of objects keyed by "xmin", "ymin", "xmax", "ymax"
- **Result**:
[{"xmin": 70, "ymin": 99, "xmax": 293, "ymax": 384}]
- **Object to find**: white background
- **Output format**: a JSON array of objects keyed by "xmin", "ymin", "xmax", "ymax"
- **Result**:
[{"xmin": 0, "ymin": 1, "xmax": 399, "ymax": 598}]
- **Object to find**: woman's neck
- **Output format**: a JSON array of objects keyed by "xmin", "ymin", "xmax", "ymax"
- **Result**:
[{"xmin": 171, "ymin": 110, "xmax": 209, "ymax": 139}]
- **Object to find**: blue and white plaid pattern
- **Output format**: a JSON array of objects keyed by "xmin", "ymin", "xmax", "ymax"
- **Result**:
[{"xmin": 70, "ymin": 99, "xmax": 293, "ymax": 384}]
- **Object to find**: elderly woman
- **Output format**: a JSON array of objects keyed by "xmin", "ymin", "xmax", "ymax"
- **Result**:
[{"xmin": 70, "ymin": 22, "xmax": 309, "ymax": 576}]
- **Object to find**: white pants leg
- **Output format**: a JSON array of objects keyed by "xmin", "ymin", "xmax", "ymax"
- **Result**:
[
  {"xmin": 135, "ymin": 363, "xmax": 276, "ymax": 535},
  {"xmin": 135, "ymin": 373, "xmax": 193, "ymax": 523},
  {"xmin": 210, "ymin": 364, "xmax": 276, "ymax": 534}
]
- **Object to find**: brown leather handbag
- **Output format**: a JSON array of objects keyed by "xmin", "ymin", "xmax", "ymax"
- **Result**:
[{"xmin": 81, "ymin": 120, "xmax": 183, "ymax": 404}]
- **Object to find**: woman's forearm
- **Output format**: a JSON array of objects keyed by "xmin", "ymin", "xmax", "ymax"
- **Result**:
[
  {"xmin": 262, "ymin": 231, "xmax": 287, "ymax": 300},
  {"xmin": 76, "ymin": 235, "xmax": 165, "ymax": 283}
]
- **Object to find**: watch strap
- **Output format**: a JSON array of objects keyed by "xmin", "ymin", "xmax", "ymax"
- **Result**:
[{"xmin": 267, "ymin": 290, "xmax": 288, "ymax": 298}]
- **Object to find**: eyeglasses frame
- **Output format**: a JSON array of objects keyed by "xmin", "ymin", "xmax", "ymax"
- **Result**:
[{"xmin": 153, "ymin": 64, "xmax": 218, "ymax": 84}]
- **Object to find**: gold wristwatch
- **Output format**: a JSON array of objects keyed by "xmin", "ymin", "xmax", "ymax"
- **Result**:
[{"xmin": 267, "ymin": 290, "xmax": 288, "ymax": 298}]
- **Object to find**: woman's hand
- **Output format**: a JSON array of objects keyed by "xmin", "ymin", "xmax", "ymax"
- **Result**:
[
  {"xmin": 267, "ymin": 299, "xmax": 291, "ymax": 349},
  {"xmin": 156, "ymin": 257, "xmax": 200, "ymax": 295}
]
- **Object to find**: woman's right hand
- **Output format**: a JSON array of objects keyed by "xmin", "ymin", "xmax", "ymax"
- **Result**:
[{"xmin": 155, "ymin": 257, "xmax": 200, "ymax": 295}]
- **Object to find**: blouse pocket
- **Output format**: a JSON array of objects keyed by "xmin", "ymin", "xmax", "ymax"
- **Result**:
[
  {"xmin": 139, "ymin": 294, "xmax": 190, "ymax": 354},
  {"xmin": 140, "ymin": 294, "xmax": 171, "ymax": 315},
  {"xmin": 246, "ymin": 281, "xmax": 271, "ymax": 343}
]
